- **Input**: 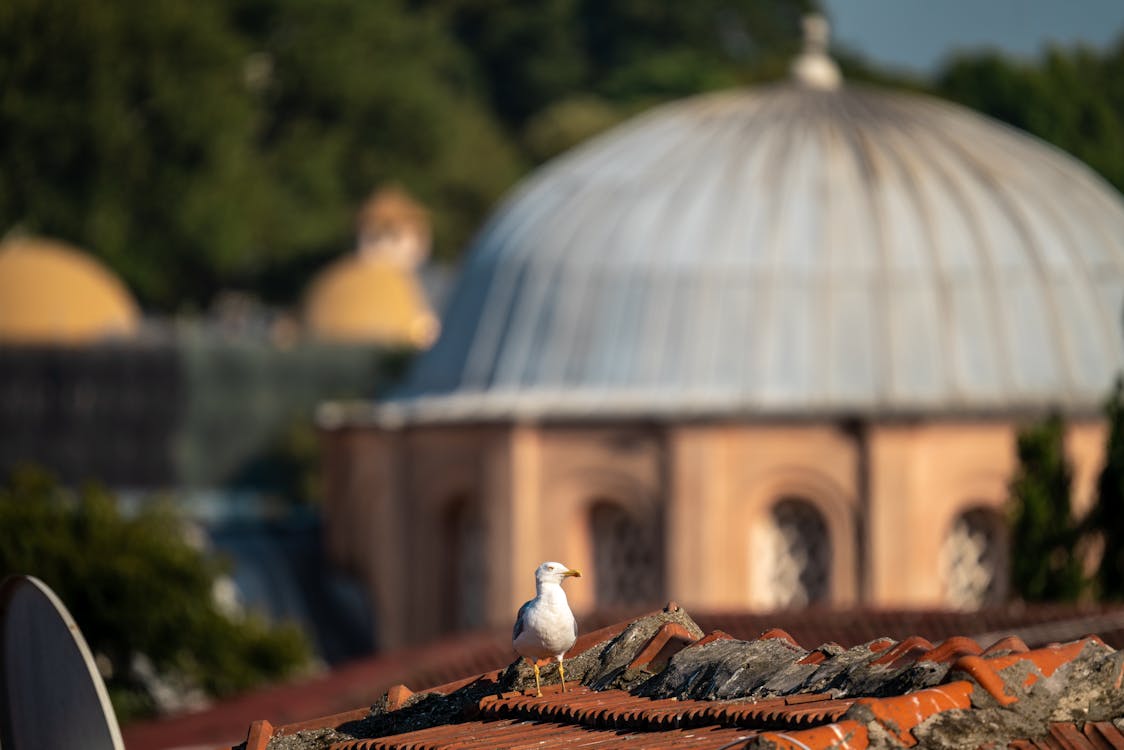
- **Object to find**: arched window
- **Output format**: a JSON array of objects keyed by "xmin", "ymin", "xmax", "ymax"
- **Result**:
[
  {"xmin": 756, "ymin": 498, "xmax": 831, "ymax": 608},
  {"xmin": 589, "ymin": 500, "xmax": 663, "ymax": 608},
  {"xmin": 941, "ymin": 508, "xmax": 1006, "ymax": 609},
  {"xmin": 442, "ymin": 496, "xmax": 486, "ymax": 630}
]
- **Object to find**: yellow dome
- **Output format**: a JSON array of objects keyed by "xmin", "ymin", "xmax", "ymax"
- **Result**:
[
  {"xmin": 304, "ymin": 255, "xmax": 439, "ymax": 348},
  {"xmin": 0, "ymin": 237, "xmax": 140, "ymax": 344}
]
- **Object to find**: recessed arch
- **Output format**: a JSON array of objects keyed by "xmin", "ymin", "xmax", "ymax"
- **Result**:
[
  {"xmin": 940, "ymin": 505, "xmax": 1008, "ymax": 609},
  {"xmin": 740, "ymin": 466, "xmax": 857, "ymax": 608},
  {"xmin": 546, "ymin": 464, "xmax": 663, "ymax": 613},
  {"xmin": 587, "ymin": 498, "xmax": 664, "ymax": 609},
  {"xmin": 752, "ymin": 497, "xmax": 832, "ymax": 608},
  {"xmin": 440, "ymin": 492, "xmax": 486, "ymax": 630}
]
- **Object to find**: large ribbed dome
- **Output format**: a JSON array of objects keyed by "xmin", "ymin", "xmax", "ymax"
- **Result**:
[{"xmin": 389, "ymin": 81, "xmax": 1124, "ymax": 421}]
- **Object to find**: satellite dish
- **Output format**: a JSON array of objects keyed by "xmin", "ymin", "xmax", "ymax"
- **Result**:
[{"xmin": 0, "ymin": 575, "xmax": 124, "ymax": 750}]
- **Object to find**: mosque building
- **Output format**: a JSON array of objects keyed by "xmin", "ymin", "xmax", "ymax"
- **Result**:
[
  {"xmin": 318, "ymin": 18, "xmax": 1124, "ymax": 650},
  {"xmin": 303, "ymin": 186, "xmax": 441, "ymax": 349},
  {"xmin": 0, "ymin": 213, "xmax": 432, "ymax": 663}
]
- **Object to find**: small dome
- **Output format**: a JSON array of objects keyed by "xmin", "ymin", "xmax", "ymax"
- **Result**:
[
  {"xmin": 392, "ymin": 80, "xmax": 1124, "ymax": 421},
  {"xmin": 303, "ymin": 256, "xmax": 439, "ymax": 348},
  {"xmin": 0, "ymin": 237, "xmax": 140, "ymax": 344}
]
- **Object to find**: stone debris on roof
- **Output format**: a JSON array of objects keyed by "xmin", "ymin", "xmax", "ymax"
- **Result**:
[
  {"xmin": 688, "ymin": 605, "xmax": 1124, "ymax": 654},
  {"xmin": 235, "ymin": 603, "xmax": 1124, "ymax": 750}
]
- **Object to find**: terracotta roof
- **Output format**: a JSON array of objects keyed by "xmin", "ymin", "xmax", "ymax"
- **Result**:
[
  {"xmin": 120, "ymin": 631, "xmax": 518, "ymax": 750},
  {"xmin": 124, "ymin": 605, "xmax": 1124, "ymax": 750},
  {"xmin": 226, "ymin": 604, "xmax": 1124, "ymax": 750}
]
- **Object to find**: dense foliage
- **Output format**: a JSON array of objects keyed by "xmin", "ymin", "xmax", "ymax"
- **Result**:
[
  {"xmin": 0, "ymin": 0, "xmax": 811, "ymax": 309},
  {"xmin": 1008, "ymin": 415, "xmax": 1086, "ymax": 602},
  {"xmin": 1091, "ymin": 379, "xmax": 1124, "ymax": 599},
  {"xmin": 416, "ymin": 0, "xmax": 813, "ymax": 129},
  {"xmin": 936, "ymin": 42, "xmax": 1124, "ymax": 195},
  {"xmin": 5, "ymin": 0, "xmax": 1123, "ymax": 312},
  {"xmin": 0, "ymin": 467, "xmax": 311, "ymax": 720},
  {"xmin": 0, "ymin": 0, "xmax": 522, "ymax": 307}
]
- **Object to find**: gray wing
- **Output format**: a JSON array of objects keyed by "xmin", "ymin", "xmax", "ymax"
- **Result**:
[{"xmin": 513, "ymin": 600, "xmax": 532, "ymax": 642}]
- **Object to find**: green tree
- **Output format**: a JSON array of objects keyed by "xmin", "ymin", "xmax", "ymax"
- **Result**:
[
  {"xmin": 0, "ymin": 467, "xmax": 310, "ymax": 721},
  {"xmin": 1008, "ymin": 415, "xmax": 1086, "ymax": 601},
  {"xmin": 1090, "ymin": 378, "xmax": 1124, "ymax": 598},
  {"xmin": 230, "ymin": 0, "xmax": 523, "ymax": 289},
  {"xmin": 416, "ymin": 0, "xmax": 814, "ymax": 149},
  {"xmin": 522, "ymin": 95, "xmax": 625, "ymax": 162},
  {"xmin": 578, "ymin": 1, "xmax": 810, "ymax": 101},
  {"xmin": 935, "ymin": 40, "xmax": 1124, "ymax": 195},
  {"xmin": 409, "ymin": 0, "xmax": 591, "ymax": 130},
  {"xmin": 0, "ymin": 0, "xmax": 522, "ymax": 308},
  {"xmin": 0, "ymin": 0, "xmax": 266, "ymax": 308}
]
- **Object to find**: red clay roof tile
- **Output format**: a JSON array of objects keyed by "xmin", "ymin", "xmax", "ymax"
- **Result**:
[
  {"xmin": 952, "ymin": 654, "xmax": 1019, "ymax": 706},
  {"xmin": 244, "ymin": 719, "xmax": 272, "ymax": 750},
  {"xmin": 797, "ymin": 649, "xmax": 830, "ymax": 666},
  {"xmin": 757, "ymin": 629, "xmax": 802, "ymax": 648},
  {"xmin": 982, "ymin": 636, "xmax": 1030, "ymax": 656},
  {"xmin": 869, "ymin": 636, "xmax": 936, "ymax": 667},
  {"xmin": 851, "ymin": 682, "xmax": 973, "ymax": 746},
  {"xmin": 769, "ymin": 699, "xmax": 855, "ymax": 728},
  {"xmin": 327, "ymin": 719, "xmax": 756, "ymax": 750},
  {"xmin": 627, "ymin": 621, "xmax": 698, "ymax": 673},
  {"xmin": 695, "ymin": 630, "xmax": 736, "ymax": 646},
  {"xmin": 1053, "ymin": 722, "xmax": 1098, "ymax": 750},
  {"xmin": 753, "ymin": 719, "xmax": 869, "ymax": 750},
  {"xmin": 1019, "ymin": 721, "xmax": 1124, "ymax": 750},
  {"xmin": 918, "ymin": 636, "xmax": 984, "ymax": 663},
  {"xmin": 952, "ymin": 636, "xmax": 1109, "ymax": 706},
  {"xmin": 1082, "ymin": 720, "xmax": 1124, "ymax": 750},
  {"xmin": 385, "ymin": 684, "xmax": 414, "ymax": 711},
  {"xmin": 784, "ymin": 691, "xmax": 835, "ymax": 705}
]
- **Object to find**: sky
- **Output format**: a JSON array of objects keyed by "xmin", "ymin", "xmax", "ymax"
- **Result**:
[{"xmin": 820, "ymin": 0, "xmax": 1124, "ymax": 76}]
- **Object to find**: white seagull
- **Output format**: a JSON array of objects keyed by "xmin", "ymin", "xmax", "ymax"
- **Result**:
[{"xmin": 512, "ymin": 561, "xmax": 582, "ymax": 697}]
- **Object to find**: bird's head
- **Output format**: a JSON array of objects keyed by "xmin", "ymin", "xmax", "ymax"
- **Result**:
[{"xmin": 535, "ymin": 561, "xmax": 581, "ymax": 586}]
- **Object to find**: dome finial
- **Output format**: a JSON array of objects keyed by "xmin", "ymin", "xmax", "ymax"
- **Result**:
[{"xmin": 791, "ymin": 13, "xmax": 841, "ymax": 90}]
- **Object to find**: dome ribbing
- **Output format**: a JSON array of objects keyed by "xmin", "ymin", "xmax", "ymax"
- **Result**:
[{"xmin": 389, "ymin": 83, "xmax": 1124, "ymax": 421}]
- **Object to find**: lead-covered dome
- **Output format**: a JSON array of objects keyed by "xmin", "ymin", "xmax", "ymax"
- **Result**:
[{"xmin": 388, "ymin": 74, "xmax": 1124, "ymax": 421}]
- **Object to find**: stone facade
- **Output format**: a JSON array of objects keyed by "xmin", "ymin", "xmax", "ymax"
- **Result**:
[{"xmin": 321, "ymin": 417, "xmax": 1106, "ymax": 650}]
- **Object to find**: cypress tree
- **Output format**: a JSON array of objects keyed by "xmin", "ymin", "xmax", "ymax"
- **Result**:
[
  {"xmin": 1092, "ymin": 378, "xmax": 1124, "ymax": 598},
  {"xmin": 1009, "ymin": 414, "xmax": 1085, "ymax": 601}
]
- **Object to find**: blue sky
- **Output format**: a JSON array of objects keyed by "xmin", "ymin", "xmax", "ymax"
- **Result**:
[{"xmin": 820, "ymin": 0, "xmax": 1124, "ymax": 75}]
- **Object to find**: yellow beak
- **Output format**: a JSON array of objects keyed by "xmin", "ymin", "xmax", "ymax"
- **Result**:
[{"xmin": 563, "ymin": 568, "xmax": 582, "ymax": 578}]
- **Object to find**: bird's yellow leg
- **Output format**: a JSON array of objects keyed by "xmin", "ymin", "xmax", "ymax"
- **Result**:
[
  {"xmin": 533, "ymin": 662, "xmax": 542, "ymax": 697},
  {"xmin": 559, "ymin": 660, "xmax": 567, "ymax": 693}
]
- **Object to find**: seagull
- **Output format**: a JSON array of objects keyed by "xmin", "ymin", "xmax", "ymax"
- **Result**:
[{"xmin": 512, "ymin": 561, "xmax": 581, "ymax": 697}]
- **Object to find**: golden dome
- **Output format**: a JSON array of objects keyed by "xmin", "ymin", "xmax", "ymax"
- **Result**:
[
  {"xmin": 0, "ymin": 237, "xmax": 140, "ymax": 344},
  {"xmin": 303, "ymin": 255, "xmax": 439, "ymax": 348}
]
